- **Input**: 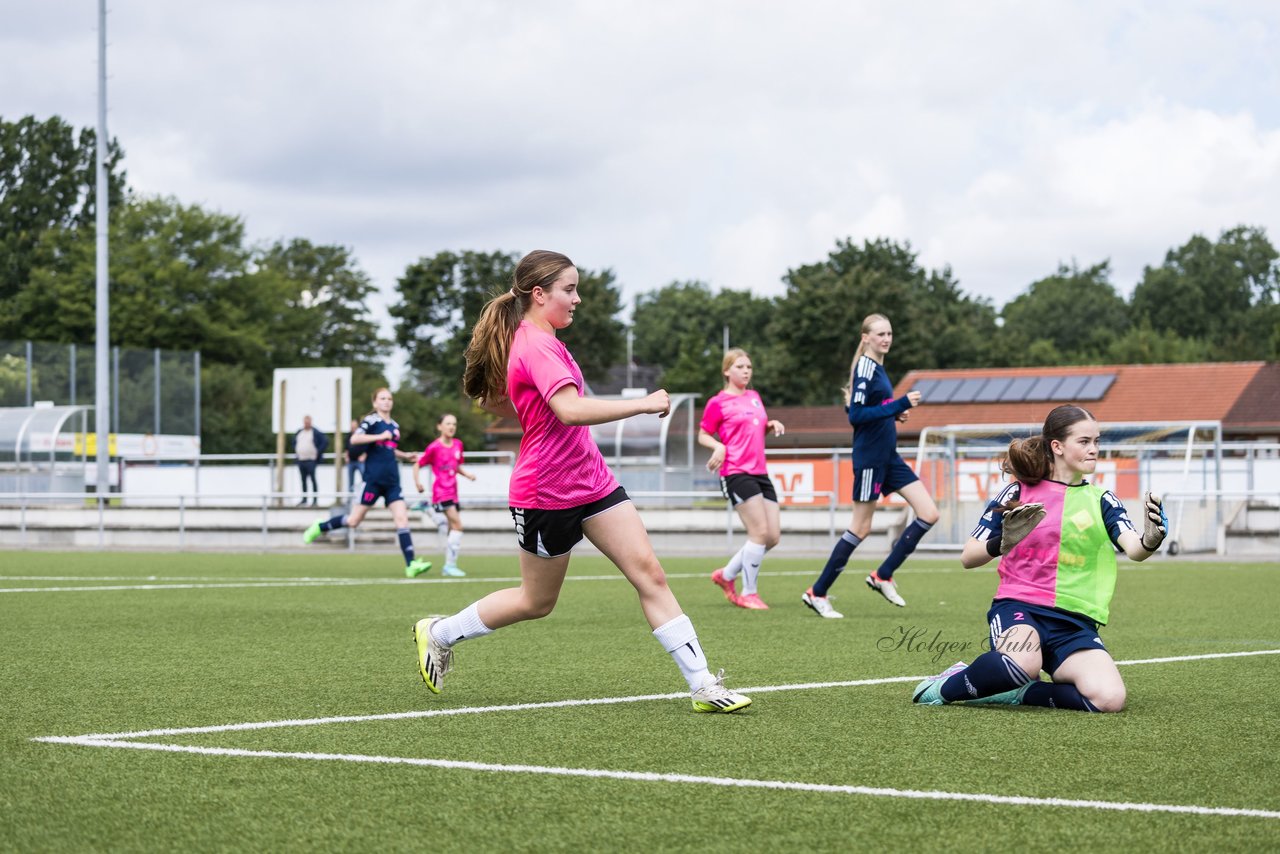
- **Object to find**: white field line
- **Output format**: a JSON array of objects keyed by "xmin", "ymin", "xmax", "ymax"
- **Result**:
[
  {"xmin": 33, "ymin": 649, "xmax": 1280, "ymax": 742},
  {"xmin": 32, "ymin": 738, "xmax": 1280, "ymax": 821},
  {"xmin": 0, "ymin": 569, "xmax": 903, "ymax": 594},
  {"xmin": 0, "ymin": 563, "xmax": 1183, "ymax": 594},
  {"xmin": 31, "ymin": 648, "xmax": 1280, "ymax": 821}
]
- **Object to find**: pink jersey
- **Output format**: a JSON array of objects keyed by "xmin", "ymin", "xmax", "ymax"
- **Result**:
[
  {"xmin": 700, "ymin": 389, "xmax": 769, "ymax": 476},
  {"xmin": 417, "ymin": 438, "xmax": 464, "ymax": 503},
  {"xmin": 507, "ymin": 320, "xmax": 619, "ymax": 509}
]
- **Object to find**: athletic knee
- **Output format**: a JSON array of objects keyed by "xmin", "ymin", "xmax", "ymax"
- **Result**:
[
  {"xmin": 762, "ymin": 532, "xmax": 781, "ymax": 550},
  {"xmin": 918, "ymin": 508, "xmax": 940, "ymax": 526},
  {"xmin": 629, "ymin": 557, "xmax": 670, "ymax": 595},
  {"xmin": 1087, "ymin": 686, "xmax": 1126, "ymax": 713},
  {"xmin": 517, "ymin": 593, "xmax": 558, "ymax": 620}
]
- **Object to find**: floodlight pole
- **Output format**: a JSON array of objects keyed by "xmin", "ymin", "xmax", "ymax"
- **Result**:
[{"xmin": 94, "ymin": 0, "xmax": 111, "ymax": 497}]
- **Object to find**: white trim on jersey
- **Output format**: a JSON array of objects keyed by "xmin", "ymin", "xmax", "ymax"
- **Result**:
[{"xmin": 852, "ymin": 356, "xmax": 877, "ymax": 406}]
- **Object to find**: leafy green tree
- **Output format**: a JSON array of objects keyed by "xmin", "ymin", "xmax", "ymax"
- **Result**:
[
  {"xmin": 253, "ymin": 238, "xmax": 389, "ymax": 372},
  {"xmin": 386, "ymin": 388, "xmax": 491, "ymax": 453},
  {"xmin": 15, "ymin": 196, "xmax": 274, "ymax": 374},
  {"xmin": 391, "ymin": 250, "xmax": 625, "ymax": 396},
  {"xmin": 631, "ymin": 281, "xmax": 776, "ymax": 395},
  {"xmin": 761, "ymin": 238, "xmax": 995, "ymax": 404},
  {"xmin": 391, "ymin": 250, "xmax": 519, "ymax": 396},
  {"xmin": 1130, "ymin": 225, "xmax": 1279, "ymax": 359},
  {"xmin": 996, "ymin": 261, "xmax": 1129, "ymax": 366},
  {"xmin": 0, "ymin": 114, "xmax": 126, "ymax": 325}
]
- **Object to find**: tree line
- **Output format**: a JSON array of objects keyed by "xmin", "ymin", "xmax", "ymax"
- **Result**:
[{"xmin": 3, "ymin": 115, "xmax": 1278, "ymax": 451}]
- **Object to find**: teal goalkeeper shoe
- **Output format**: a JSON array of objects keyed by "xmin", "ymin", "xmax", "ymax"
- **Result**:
[
  {"xmin": 405, "ymin": 559, "xmax": 432, "ymax": 578},
  {"xmin": 965, "ymin": 682, "xmax": 1034, "ymax": 706},
  {"xmin": 302, "ymin": 521, "xmax": 323, "ymax": 544},
  {"xmin": 912, "ymin": 661, "xmax": 968, "ymax": 705}
]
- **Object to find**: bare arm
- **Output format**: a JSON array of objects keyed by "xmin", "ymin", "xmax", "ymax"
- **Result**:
[
  {"xmin": 457, "ymin": 464, "xmax": 477, "ymax": 482},
  {"xmin": 547, "ymin": 386, "xmax": 670, "ymax": 426},
  {"xmin": 961, "ymin": 537, "xmax": 995, "ymax": 569},
  {"xmin": 412, "ymin": 460, "xmax": 425, "ymax": 492},
  {"xmin": 698, "ymin": 428, "xmax": 725, "ymax": 472},
  {"xmin": 1115, "ymin": 530, "xmax": 1159, "ymax": 562}
]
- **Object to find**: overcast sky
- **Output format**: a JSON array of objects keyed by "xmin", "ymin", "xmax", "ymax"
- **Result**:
[{"xmin": 5, "ymin": 1, "xmax": 1280, "ymax": 377}]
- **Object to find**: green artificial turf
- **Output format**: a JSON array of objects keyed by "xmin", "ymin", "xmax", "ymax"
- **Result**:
[{"xmin": 1, "ymin": 550, "xmax": 1278, "ymax": 852}]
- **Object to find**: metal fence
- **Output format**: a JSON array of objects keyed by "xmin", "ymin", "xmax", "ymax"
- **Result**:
[{"xmin": 0, "ymin": 340, "xmax": 200, "ymax": 435}]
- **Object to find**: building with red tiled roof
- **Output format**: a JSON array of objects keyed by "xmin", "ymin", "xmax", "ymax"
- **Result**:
[{"xmin": 766, "ymin": 362, "xmax": 1280, "ymax": 449}]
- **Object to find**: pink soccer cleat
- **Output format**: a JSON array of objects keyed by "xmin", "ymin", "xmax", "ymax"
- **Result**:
[{"xmin": 711, "ymin": 568, "xmax": 740, "ymax": 604}]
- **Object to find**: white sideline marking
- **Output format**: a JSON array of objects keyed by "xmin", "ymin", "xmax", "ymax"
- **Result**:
[
  {"xmin": 33, "ymin": 738, "xmax": 1280, "ymax": 821},
  {"xmin": 0, "ymin": 569, "xmax": 890, "ymax": 594},
  {"xmin": 0, "ymin": 561, "xmax": 1199, "ymax": 594},
  {"xmin": 34, "ymin": 649, "xmax": 1280, "ymax": 741},
  {"xmin": 32, "ymin": 648, "xmax": 1280, "ymax": 821}
]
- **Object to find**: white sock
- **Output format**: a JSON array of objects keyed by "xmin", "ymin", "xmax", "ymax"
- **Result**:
[
  {"xmin": 652, "ymin": 614, "xmax": 712, "ymax": 691},
  {"xmin": 740, "ymin": 540, "xmax": 767, "ymax": 596},
  {"xmin": 446, "ymin": 529, "xmax": 463, "ymax": 566},
  {"xmin": 721, "ymin": 545, "xmax": 746, "ymax": 581},
  {"xmin": 429, "ymin": 602, "xmax": 493, "ymax": 647},
  {"xmin": 435, "ymin": 513, "xmax": 449, "ymax": 542}
]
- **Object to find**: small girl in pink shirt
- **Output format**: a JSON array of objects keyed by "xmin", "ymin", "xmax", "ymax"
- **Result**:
[
  {"xmin": 411, "ymin": 250, "xmax": 751, "ymax": 714},
  {"xmin": 698, "ymin": 348, "xmax": 785, "ymax": 610},
  {"xmin": 412, "ymin": 413, "xmax": 476, "ymax": 577}
]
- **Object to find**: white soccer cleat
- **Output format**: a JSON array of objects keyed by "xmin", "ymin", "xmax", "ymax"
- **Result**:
[
  {"xmin": 691, "ymin": 669, "xmax": 752, "ymax": 713},
  {"xmin": 866, "ymin": 573, "xmax": 906, "ymax": 607},
  {"xmin": 801, "ymin": 588, "xmax": 844, "ymax": 619},
  {"xmin": 412, "ymin": 616, "xmax": 454, "ymax": 693}
]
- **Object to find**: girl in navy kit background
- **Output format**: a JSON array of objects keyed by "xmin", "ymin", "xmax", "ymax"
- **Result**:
[
  {"xmin": 303, "ymin": 387, "xmax": 431, "ymax": 578},
  {"xmin": 802, "ymin": 313, "xmax": 939, "ymax": 618}
]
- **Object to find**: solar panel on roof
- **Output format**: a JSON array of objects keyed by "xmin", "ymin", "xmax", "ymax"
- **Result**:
[
  {"xmin": 1054, "ymin": 375, "xmax": 1088, "ymax": 399},
  {"xmin": 911, "ymin": 378, "xmax": 940, "ymax": 399},
  {"xmin": 1077, "ymin": 374, "xmax": 1115, "ymax": 400},
  {"xmin": 1025, "ymin": 375, "xmax": 1064, "ymax": 401},
  {"xmin": 930, "ymin": 378, "xmax": 963, "ymax": 403},
  {"xmin": 949, "ymin": 377, "xmax": 988, "ymax": 403},
  {"xmin": 999, "ymin": 376, "xmax": 1038, "ymax": 402},
  {"xmin": 974, "ymin": 376, "xmax": 1012, "ymax": 402}
]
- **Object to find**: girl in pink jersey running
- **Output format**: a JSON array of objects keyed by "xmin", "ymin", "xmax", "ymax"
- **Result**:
[
  {"xmin": 912, "ymin": 405, "xmax": 1167, "ymax": 712},
  {"xmin": 411, "ymin": 250, "xmax": 751, "ymax": 714},
  {"xmin": 699, "ymin": 348, "xmax": 785, "ymax": 610},
  {"xmin": 413, "ymin": 413, "xmax": 477, "ymax": 578}
]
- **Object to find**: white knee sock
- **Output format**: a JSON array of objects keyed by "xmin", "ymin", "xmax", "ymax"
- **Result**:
[
  {"xmin": 434, "ymin": 512, "xmax": 449, "ymax": 541},
  {"xmin": 446, "ymin": 529, "xmax": 463, "ymax": 567},
  {"xmin": 430, "ymin": 602, "xmax": 493, "ymax": 647},
  {"xmin": 740, "ymin": 540, "xmax": 767, "ymax": 596},
  {"xmin": 652, "ymin": 614, "xmax": 712, "ymax": 691},
  {"xmin": 721, "ymin": 545, "xmax": 746, "ymax": 581}
]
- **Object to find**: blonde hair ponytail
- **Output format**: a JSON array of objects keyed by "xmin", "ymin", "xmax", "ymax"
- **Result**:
[{"xmin": 841, "ymin": 313, "xmax": 890, "ymax": 406}]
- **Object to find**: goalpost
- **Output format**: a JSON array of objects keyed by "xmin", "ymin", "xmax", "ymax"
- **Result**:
[{"xmin": 914, "ymin": 421, "xmax": 1224, "ymax": 554}]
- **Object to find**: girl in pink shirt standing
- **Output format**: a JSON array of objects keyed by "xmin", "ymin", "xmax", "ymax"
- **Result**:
[
  {"xmin": 412, "ymin": 413, "xmax": 477, "ymax": 578},
  {"xmin": 698, "ymin": 348, "xmax": 785, "ymax": 609},
  {"xmin": 411, "ymin": 250, "xmax": 752, "ymax": 714}
]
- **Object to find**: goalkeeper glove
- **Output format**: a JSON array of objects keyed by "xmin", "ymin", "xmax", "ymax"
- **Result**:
[
  {"xmin": 987, "ymin": 502, "xmax": 1046, "ymax": 556},
  {"xmin": 1140, "ymin": 492, "xmax": 1168, "ymax": 552}
]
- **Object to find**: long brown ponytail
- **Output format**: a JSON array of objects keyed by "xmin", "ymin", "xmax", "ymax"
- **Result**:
[
  {"xmin": 1002, "ymin": 404, "xmax": 1097, "ymax": 486},
  {"xmin": 462, "ymin": 250, "xmax": 575, "ymax": 406}
]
